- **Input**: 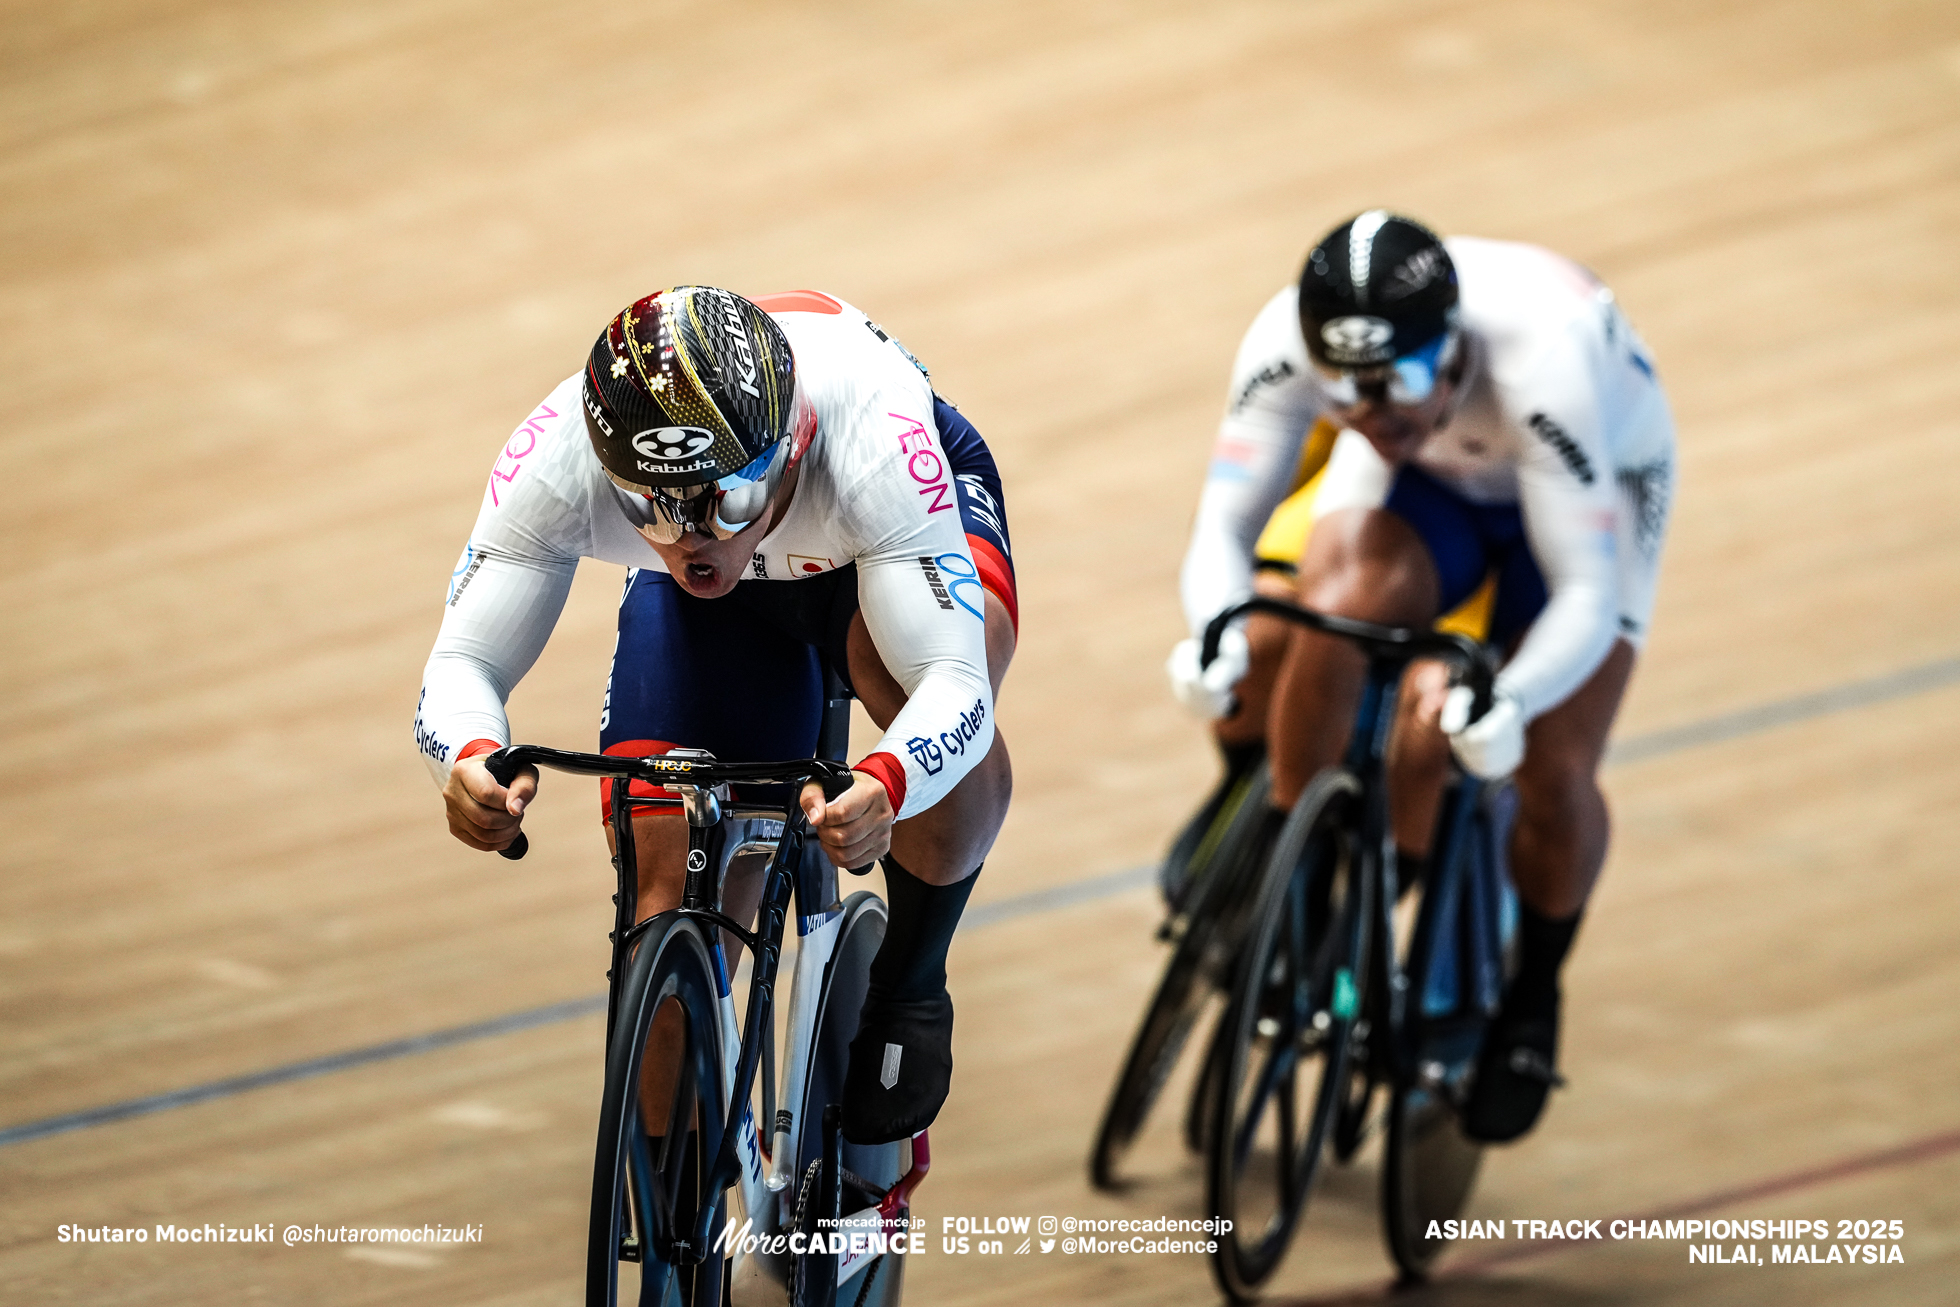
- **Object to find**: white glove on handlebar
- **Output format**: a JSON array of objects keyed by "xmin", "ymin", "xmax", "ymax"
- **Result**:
[
  {"xmin": 1167, "ymin": 627, "xmax": 1250, "ymax": 721},
  {"xmin": 1440, "ymin": 684, "xmax": 1527, "ymax": 780}
]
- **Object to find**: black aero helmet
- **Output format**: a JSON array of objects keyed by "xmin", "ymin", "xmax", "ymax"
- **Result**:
[
  {"xmin": 582, "ymin": 285, "xmax": 798, "ymax": 496},
  {"xmin": 1298, "ymin": 211, "xmax": 1458, "ymax": 370}
]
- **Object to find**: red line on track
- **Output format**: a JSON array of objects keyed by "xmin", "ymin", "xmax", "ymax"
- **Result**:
[{"xmin": 1267, "ymin": 1125, "xmax": 1960, "ymax": 1304}]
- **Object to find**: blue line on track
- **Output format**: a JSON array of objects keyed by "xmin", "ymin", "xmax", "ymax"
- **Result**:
[
  {"xmin": 5, "ymin": 652, "xmax": 1956, "ymax": 1149},
  {"xmin": 0, "ymin": 996, "xmax": 605, "ymax": 1148}
]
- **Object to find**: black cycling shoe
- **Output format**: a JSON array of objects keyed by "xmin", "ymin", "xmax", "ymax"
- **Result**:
[
  {"xmin": 1462, "ymin": 1004, "xmax": 1566, "ymax": 1144},
  {"xmin": 841, "ymin": 988, "xmax": 953, "ymax": 1145}
]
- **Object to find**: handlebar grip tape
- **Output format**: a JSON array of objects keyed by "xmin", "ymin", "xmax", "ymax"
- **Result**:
[
  {"xmin": 820, "ymin": 765, "xmax": 874, "ymax": 875},
  {"xmin": 482, "ymin": 750, "xmax": 528, "ymax": 860}
]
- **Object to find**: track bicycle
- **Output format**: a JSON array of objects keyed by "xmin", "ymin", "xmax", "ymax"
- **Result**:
[
  {"xmin": 1195, "ymin": 597, "xmax": 1518, "ymax": 1297},
  {"xmin": 485, "ymin": 669, "xmax": 927, "ymax": 1307},
  {"xmin": 1088, "ymin": 747, "xmax": 1274, "ymax": 1190}
]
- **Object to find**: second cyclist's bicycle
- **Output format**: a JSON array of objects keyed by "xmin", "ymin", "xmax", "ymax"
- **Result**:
[{"xmin": 1193, "ymin": 598, "xmax": 1518, "ymax": 1297}]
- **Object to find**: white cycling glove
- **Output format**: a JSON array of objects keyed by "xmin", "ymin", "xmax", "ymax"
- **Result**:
[
  {"xmin": 1440, "ymin": 684, "xmax": 1527, "ymax": 779},
  {"xmin": 1167, "ymin": 626, "xmax": 1251, "ymax": 721}
]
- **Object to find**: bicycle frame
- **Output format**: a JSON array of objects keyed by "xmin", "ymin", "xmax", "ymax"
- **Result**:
[{"xmin": 1201, "ymin": 597, "xmax": 1508, "ymax": 1086}]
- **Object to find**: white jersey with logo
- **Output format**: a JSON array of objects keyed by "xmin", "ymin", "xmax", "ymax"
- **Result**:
[
  {"xmin": 415, "ymin": 293, "xmax": 992, "ymax": 818},
  {"xmin": 1182, "ymin": 237, "xmax": 1676, "ymax": 720}
]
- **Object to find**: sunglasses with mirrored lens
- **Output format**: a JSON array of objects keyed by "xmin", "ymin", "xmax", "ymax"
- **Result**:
[
  {"xmin": 632, "ymin": 441, "xmax": 788, "ymax": 544},
  {"xmin": 1315, "ymin": 330, "xmax": 1458, "ymax": 408}
]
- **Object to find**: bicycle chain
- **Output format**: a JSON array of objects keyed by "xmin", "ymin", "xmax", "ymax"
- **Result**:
[
  {"xmin": 784, "ymin": 1158, "xmax": 823, "ymax": 1305},
  {"xmin": 783, "ymin": 1156, "xmax": 897, "ymax": 1307}
]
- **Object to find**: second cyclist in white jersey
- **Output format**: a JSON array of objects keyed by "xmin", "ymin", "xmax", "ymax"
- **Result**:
[
  {"xmin": 1171, "ymin": 212, "xmax": 1674, "ymax": 1142},
  {"xmin": 415, "ymin": 286, "xmax": 1018, "ymax": 1145}
]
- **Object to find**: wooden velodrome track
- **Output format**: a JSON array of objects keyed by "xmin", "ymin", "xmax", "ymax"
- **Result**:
[{"xmin": 5, "ymin": 1, "xmax": 1958, "ymax": 1302}]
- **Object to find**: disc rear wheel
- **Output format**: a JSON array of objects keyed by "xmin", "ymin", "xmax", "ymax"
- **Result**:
[{"xmin": 791, "ymin": 892, "xmax": 908, "ymax": 1307}]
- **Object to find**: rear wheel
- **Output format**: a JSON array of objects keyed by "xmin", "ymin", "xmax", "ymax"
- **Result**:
[
  {"xmin": 1158, "ymin": 753, "xmax": 1263, "ymax": 912},
  {"xmin": 1207, "ymin": 768, "xmax": 1369, "ymax": 1301},
  {"xmin": 790, "ymin": 892, "xmax": 907, "ymax": 1307},
  {"xmin": 1380, "ymin": 1069, "xmax": 1485, "ymax": 1279},
  {"xmin": 589, "ymin": 914, "xmax": 729, "ymax": 1307},
  {"xmin": 1091, "ymin": 765, "xmax": 1272, "ymax": 1189}
]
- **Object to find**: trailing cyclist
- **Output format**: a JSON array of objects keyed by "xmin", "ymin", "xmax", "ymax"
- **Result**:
[
  {"xmin": 414, "ymin": 286, "xmax": 1017, "ymax": 1148},
  {"xmin": 1169, "ymin": 212, "xmax": 1675, "ymax": 1142}
]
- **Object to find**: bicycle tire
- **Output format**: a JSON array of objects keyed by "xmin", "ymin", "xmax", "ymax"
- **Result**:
[
  {"xmin": 1182, "ymin": 1013, "xmax": 1228, "ymax": 1158},
  {"xmin": 789, "ymin": 891, "xmax": 908, "ymax": 1307},
  {"xmin": 1090, "ymin": 765, "xmax": 1273, "ymax": 1190},
  {"xmin": 1380, "ymin": 1074, "xmax": 1485, "ymax": 1280},
  {"xmin": 1158, "ymin": 753, "xmax": 1261, "ymax": 912},
  {"xmin": 1380, "ymin": 790, "xmax": 1515, "ymax": 1281},
  {"xmin": 1207, "ymin": 768, "xmax": 1369, "ymax": 1302},
  {"xmin": 589, "ymin": 913, "xmax": 730, "ymax": 1307}
]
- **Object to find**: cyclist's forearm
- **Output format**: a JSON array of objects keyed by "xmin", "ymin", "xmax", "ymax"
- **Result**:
[
  {"xmin": 416, "ymin": 651, "xmax": 517, "ymax": 784},
  {"xmin": 414, "ymin": 548, "xmax": 577, "ymax": 782},
  {"xmin": 1180, "ymin": 491, "xmax": 1261, "ymax": 637},
  {"xmin": 1505, "ymin": 452, "xmax": 1621, "ymax": 718},
  {"xmin": 1497, "ymin": 578, "xmax": 1618, "ymax": 719},
  {"xmin": 855, "ymin": 655, "xmax": 994, "ymax": 820}
]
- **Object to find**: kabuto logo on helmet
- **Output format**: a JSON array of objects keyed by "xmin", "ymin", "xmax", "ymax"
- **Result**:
[
  {"xmin": 630, "ymin": 426, "xmax": 716, "ymax": 464},
  {"xmin": 1320, "ymin": 315, "xmax": 1396, "ymax": 365},
  {"xmin": 582, "ymin": 384, "xmax": 614, "ymax": 438},
  {"xmin": 709, "ymin": 289, "xmax": 763, "ymax": 399}
]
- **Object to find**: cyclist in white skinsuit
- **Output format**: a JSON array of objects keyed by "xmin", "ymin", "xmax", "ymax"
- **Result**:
[
  {"xmin": 1170, "ymin": 213, "xmax": 1674, "ymax": 1142},
  {"xmin": 416, "ymin": 287, "xmax": 1019, "ymax": 1146}
]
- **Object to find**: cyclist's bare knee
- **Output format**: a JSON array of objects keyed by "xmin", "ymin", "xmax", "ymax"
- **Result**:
[
  {"xmin": 1267, "ymin": 510, "xmax": 1439, "ymax": 808},
  {"xmin": 1508, "ymin": 641, "xmax": 1636, "ymax": 915},
  {"xmin": 609, "ymin": 807, "xmax": 688, "ymax": 924},
  {"xmin": 1295, "ymin": 507, "xmax": 1438, "ymax": 625}
]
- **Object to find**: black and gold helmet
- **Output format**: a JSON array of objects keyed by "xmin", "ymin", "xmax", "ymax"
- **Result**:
[{"xmin": 582, "ymin": 286, "xmax": 799, "ymax": 495}]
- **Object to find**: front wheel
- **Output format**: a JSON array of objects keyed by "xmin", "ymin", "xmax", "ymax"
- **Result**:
[
  {"xmin": 589, "ymin": 914, "xmax": 729, "ymax": 1307},
  {"xmin": 1207, "ymin": 768, "xmax": 1370, "ymax": 1301}
]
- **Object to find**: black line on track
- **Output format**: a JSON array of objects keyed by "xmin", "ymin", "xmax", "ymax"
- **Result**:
[
  {"xmin": 4, "ymin": 652, "xmax": 1956, "ymax": 1149},
  {"xmin": 1604, "ymin": 654, "xmax": 1960, "ymax": 766}
]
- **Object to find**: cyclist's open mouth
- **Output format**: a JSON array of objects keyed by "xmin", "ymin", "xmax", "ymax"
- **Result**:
[{"xmin": 684, "ymin": 562, "xmax": 719, "ymax": 586}]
